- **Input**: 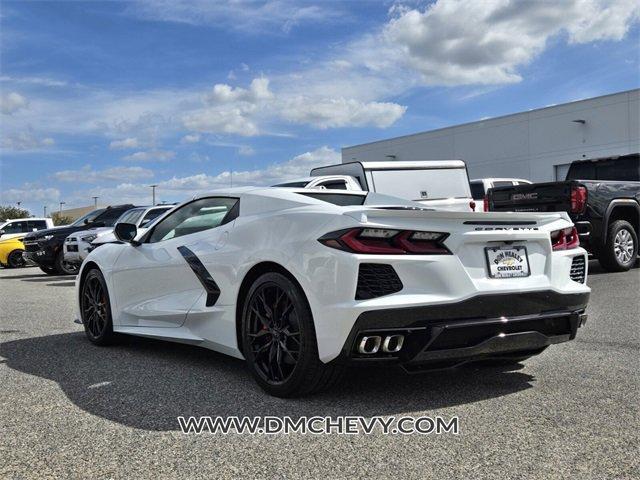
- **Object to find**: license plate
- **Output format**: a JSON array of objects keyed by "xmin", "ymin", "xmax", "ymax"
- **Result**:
[{"xmin": 485, "ymin": 246, "xmax": 530, "ymax": 278}]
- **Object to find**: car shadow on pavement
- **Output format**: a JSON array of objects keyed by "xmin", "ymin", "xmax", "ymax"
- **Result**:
[
  {"xmin": 47, "ymin": 281, "xmax": 76, "ymax": 287},
  {"xmin": 587, "ymin": 259, "xmax": 638, "ymax": 276},
  {"xmin": 0, "ymin": 332, "xmax": 535, "ymax": 432}
]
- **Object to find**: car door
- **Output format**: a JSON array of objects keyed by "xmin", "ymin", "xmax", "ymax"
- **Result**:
[
  {"xmin": 110, "ymin": 197, "xmax": 238, "ymax": 328},
  {"xmin": 0, "ymin": 221, "xmax": 28, "ymax": 240}
]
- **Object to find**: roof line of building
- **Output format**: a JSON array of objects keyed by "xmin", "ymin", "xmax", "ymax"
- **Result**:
[{"xmin": 343, "ymin": 88, "xmax": 639, "ymax": 151}]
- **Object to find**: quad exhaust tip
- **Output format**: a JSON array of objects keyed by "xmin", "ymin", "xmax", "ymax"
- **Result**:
[{"xmin": 358, "ymin": 334, "xmax": 404, "ymax": 354}]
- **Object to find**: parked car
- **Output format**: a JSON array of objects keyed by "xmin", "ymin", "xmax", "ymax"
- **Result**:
[
  {"xmin": 0, "ymin": 236, "xmax": 28, "ymax": 268},
  {"xmin": 75, "ymin": 187, "xmax": 589, "ymax": 397},
  {"xmin": 64, "ymin": 205, "xmax": 173, "ymax": 267},
  {"xmin": 273, "ymin": 175, "xmax": 363, "ymax": 191},
  {"xmin": 310, "ymin": 160, "xmax": 475, "ymax": 211},
  {"xmin": 23, "ymin": 204, "xmax": 137, "ymax": 275},
  {"xmin": 0, "ymin": 217, "xmax": 54, "ymax": 241},
  {"xmin": 487, "ymin": 154, "xmax": 640, "ymax": 271},
  {"xmin": 470, "ymin": 178, "xmax": 532, "ymax": 211}
]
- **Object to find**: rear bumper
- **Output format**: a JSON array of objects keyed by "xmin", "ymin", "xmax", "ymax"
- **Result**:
[{"xmin": 333, "ymin": 290, "xmax": 589, "ymax": 370}]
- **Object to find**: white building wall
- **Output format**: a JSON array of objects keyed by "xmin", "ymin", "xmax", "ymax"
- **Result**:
[{"xmin": 342, "ymin": 89, "xmax": 640, "ymax": 182}]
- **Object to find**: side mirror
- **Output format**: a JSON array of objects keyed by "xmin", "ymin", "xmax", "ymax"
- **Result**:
[
  {"xmin": 114, "ymin": 223, "xmax": 139, "ymax": 244},
  {"xmin": 0, "ymin": 230, "xmax": 5, "ymax": 237}
]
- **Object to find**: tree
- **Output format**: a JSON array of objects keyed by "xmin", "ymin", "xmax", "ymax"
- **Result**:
[
  {"xmin": 0, "ymin": 205, "xmax": 31, "ymax": 221},
  {"xmin": 51, "ymin": 212, "xmax": 74, "ymax": 226}
]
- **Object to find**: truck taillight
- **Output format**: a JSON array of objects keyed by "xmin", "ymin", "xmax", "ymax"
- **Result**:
[
  {"xmin": 550, "ymin": 226, "xmax": 580, "ymax": 251},
  {"xmin": 318, "ymin": 228, "xmax": 451, "ymax": 255},
  {"xmin": 483, "ymin": 196, "xmax": 489, "ymax": 212},
  {"xmin": 570, "ymin": 186, "xmax": 587, "ymax": 214}
]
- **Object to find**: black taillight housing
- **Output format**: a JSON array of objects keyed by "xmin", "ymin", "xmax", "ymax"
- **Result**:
[{"xmin": 318, "ymin": 228, "xmax": 451, "ymax": 255}]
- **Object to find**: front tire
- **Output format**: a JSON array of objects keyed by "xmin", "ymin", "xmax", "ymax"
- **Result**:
[
  {"xmin": 55, "ymin": 251, "xmax": 79, "ymax": 276},
  {"xmin": 81, "ymin": 269, "xmax": 115, "ymax": 345},
  {"xmin": 7, "ymin": 249, "xmax": 26, "ymax": 268},
  {"xmin": 598, "ymin": 220, "xmax": 638, "ymax": 272},
  {"xmin": 241, "ymin": 272, "xmax": 343, "ymax": 397},
  {"xmin": 39, "ymin": 264, "xmax": 58, "ymax": 275}
]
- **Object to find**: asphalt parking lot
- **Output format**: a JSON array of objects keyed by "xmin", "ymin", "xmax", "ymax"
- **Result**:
[{"xmin": 0, "ymin": 261, "xmax": 638, "ymax": 479}]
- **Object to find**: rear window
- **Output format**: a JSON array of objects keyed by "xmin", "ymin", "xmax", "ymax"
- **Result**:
[
  {"xmin": 298, "ymin": 192, "xmax": 366, "ymax": 206},
  {"xmin": 370, "ymin": 168, "xmax": 471, "ymax": 201},
  {"xmin": 470, "ymin": 182, "xmax": 485, "ymax": 200},
  {"xmin": 492, "ymin": 181, "xmax": 514, "ymax": 188},
  {"xmin": 567, "ymin": 155, "xmax": 639, "ymax": 181},
  {"xmin": 273, "ymin": 181, "xmax": 311, "ymax": 188}
]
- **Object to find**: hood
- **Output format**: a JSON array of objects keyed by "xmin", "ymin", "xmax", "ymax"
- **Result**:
[{"xmin": 23, "ymin": 224, "xmax": 95, "ymax": 240}]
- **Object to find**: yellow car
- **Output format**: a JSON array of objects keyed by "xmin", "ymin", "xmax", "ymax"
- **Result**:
[{"xmin": 0, "ymin": 236, "xmax": 27, "ymax": 268}]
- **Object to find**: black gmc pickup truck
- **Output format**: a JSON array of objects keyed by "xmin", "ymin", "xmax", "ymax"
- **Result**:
[{"xmin": 487, "ymin": 154, "xmax": 640, "ymax": 272}]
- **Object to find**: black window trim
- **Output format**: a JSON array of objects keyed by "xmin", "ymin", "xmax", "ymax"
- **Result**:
[{"xmin": 140, "ymin": 196, "xmax": 240, "ymax": 244}]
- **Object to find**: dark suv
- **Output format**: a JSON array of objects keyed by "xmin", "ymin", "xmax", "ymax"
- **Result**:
[{"xmin": 23, "ymin": 204, "xmax": 136, "ymax": 275}]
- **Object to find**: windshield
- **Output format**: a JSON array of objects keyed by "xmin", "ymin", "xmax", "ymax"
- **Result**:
[{"xmin": 71, "ymin": 209, "xmax": 106, "ymax": 227}]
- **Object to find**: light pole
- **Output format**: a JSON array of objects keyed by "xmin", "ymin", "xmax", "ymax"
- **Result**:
[
  {"xmin": 149, "ymin": 185, "xmax": 158, "ymax": 206},
  {"xmin": 44, "ymin": 206, "xmax": 47, "ymax": 217},
  {"xmin": 92, "ymin": 196, "xmax": 99, "ymax": 208},
  {"xmin": 59, "ymin": 202, "xmax": 65, "ymax": 214}
]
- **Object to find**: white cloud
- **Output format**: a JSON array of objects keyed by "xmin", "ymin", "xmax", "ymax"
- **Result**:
[
  {"xmin": 0, "ymin": 132, "xmax": 54, "ymax": 151},
  {"xmin": 0, "ymin": 75, "xmax": 69, "ymax": 87},
  {"xmin": 279, "ymin": 97, "xmax": 406, "ymax": 129},
  {"xmin": 53, "ymin": 165, "xmax": 155, "ymax": 183},
  {"xmin": 122, "ymin": 149, "xmax": 175, "ymax": 162},
  {"xmin": 145, "ymin": 145, "xmax": 339, "ymax": 190},
  {"xmin": 63, "ymin": 146, "xmax": 339, "ymax": 206},
  {"xmin": 375, "ymin": 0, "xmax": 640, "ymax": 86},
  {"xmin": 109, "ymin": 137, "xmax": 140, "ymax": 149},
  {"xmin": 0, "ymin": 185, "xmax": 60, "ymax": 204},
  {"xmin": 0, "ymin": 92, "xmax": 28, "ymax": 114},
  {"xmin": 126, "ymin": 0, "xmax": 342, "ymax": 33},
  {"xmin": 180, "ymin": 133, "xmax": 200, "ymax": 144},
  {"xmin": 184, "ymin": 77, "xmax": 406, "ymax": 134},
  {"xmin": 238, "ymin": 145, "xmax": 255, "ymax": 156},
  {"xmin": 206, "ymin": 78, "xmax": 273, "ymax": 103}
]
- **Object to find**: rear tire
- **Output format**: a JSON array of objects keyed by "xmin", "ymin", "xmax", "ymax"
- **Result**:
[
  {"xmin": 7, "ymin": 249, "xmax": 26, "ymax": 268},
  {"xmin": 55, "ymin": 251, "xmax": 79, "ymax": 276},
  {"xmin": 241, "ymin": 272, "xmax": 343, "ymax": 397},
  {"xmin": 598, "ymin": 220, "xmax": 638, "ymax": 272},
  {"xmin": 80, "ymin": 268, "xmax": 115, "ymax": 345}
]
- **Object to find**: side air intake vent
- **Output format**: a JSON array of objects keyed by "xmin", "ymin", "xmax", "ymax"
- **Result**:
[
  {"xmin": 570, "ymin": 256, "xmax": 586, "ymax": 283},
  {"xmin": 356, "ymin": 264, "xmax": 403, "ymax": 300}
]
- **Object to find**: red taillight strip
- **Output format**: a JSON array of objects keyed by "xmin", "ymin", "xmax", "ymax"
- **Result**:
[
  {"xmin": 551, "ymin": 226, "xmax": 580, "ymax": 251},
  {"xmin": 340, "ymin": 229, "xmax": 405, "ymax": 254},
  {"xmin": 570, "ymin": 186, "xmax": 587, "ymax": 214},
  {"xmin": 319, "ymin": 228, "xmax": 451, "ymax": 255}
]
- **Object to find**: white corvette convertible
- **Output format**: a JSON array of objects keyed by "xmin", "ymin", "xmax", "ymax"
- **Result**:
[{"xmin": 75, "ymin": 187, "xmax": 590, "ymax": 397}]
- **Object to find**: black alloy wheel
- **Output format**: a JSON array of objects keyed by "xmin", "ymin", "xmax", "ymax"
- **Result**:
[
  {"xmin": 55, "ymin": 251, "xmax": 79, "ymax": 276},
  {"xmin": 81, "ymin": 269, "xmax": 115, "ymax": 345},
  {"xmin": 246, "ymin": 281, "xmax": 301, "ymax": 384},
  {"xmin": 7, "ymin": 250, "xmax": 26, "ymax": 268},
  {"xmin": 241, "ymin": 272, "xmax": 344, "ymax": 397}
]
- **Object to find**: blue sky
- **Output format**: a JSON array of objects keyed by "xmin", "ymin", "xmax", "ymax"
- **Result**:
[{"xmin": 1, "ymin": 0, "xmax": 639, "ymax": 215}]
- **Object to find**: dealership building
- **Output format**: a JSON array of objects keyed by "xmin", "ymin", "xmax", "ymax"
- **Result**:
[{"xmin": 342, "ymin": 89, "xmax": 639, "ymax": 182}]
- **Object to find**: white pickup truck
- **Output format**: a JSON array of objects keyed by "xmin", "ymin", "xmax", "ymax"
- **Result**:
[
  {"xmin": 307, "ymin": 160, "xmax": 475, "ymax": 211},
  {"xmin": 0, "ymin": 217, "xmax": 54, "ymax": 240}
]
